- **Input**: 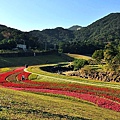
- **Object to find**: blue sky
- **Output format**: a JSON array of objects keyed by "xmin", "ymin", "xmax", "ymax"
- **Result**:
[{"xmin": 0, "ymin": 0, "xmax": 120, "ymax": 31}]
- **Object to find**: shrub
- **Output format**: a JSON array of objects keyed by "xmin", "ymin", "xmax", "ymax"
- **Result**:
[{"xmin": 73, "ymin": 59, "xmax": 88, "ymax": 70}]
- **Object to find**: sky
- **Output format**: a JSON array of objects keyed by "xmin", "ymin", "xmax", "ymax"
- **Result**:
[{"xmin": 0, "ymin": 0, "xmax": 120, "ymax": 32}]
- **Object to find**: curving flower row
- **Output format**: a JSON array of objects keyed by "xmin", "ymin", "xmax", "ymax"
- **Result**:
[{"xmin": 0, "ymin": 67, "xmax": 120, "ymax": 112}]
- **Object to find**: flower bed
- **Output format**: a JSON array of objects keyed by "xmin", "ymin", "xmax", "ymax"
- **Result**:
[
  {"xmin": 0, "ymin": 67, "xmax": 24, "ymax": 83},
  {"xmin": 0, "ymin": 71, "xmax": 15, "ymax": 83},
  {"xmin": 0, "ymin": 67, "xmax": 120, "ymax": 112},
  {"xmin": 12, "ymin": 87, "xmax": 120, "ymax": 112},
  {"xmin": 17, "ymin": 71, "xmax": 31, "ymax": 81}
]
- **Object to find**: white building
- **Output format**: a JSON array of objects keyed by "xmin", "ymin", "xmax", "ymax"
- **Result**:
[{"xmin": 17, "ymin": 44, "xmax": 27, "ymax": 51}]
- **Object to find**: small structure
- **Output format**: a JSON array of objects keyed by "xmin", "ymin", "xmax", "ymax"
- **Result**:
[
  {"xmin": 34, "ymin": 52, "xmax": 36, "ymax": 56},
  {"xmin": 17, "ymin": 44, "xmax": 27, "ymax": 51}
]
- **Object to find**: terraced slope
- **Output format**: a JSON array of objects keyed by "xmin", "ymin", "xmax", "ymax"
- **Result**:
[
  {"xmin": 0, "ymin": 87, "xmax": 120, "ymax": 120},
  {"xmin": 0, "ymin": 67, "xmax": 120, "ymax": 113}
]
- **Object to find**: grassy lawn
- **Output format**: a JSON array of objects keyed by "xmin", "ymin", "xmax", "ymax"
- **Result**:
[
  {"xmin": 66, "ymin": 53, "xmax": 92, "ymax": 60},
  {"xmin": 83, "ymin": 65, "xmax": 106, "ymax": 72},
  {"xmin": 0, "ymin": 53, "xmax": 73, "ymax": 68},
  {"xmin": 1, "ymin": 53, "xmax": 120, "ymax": 119},
  {"xmin": 27, "ymin": 65, "xmax": 120, "ymax": 89},
  {"xmin": 0, "ymin": 67, "xmax": 11, "ymax": 73},
  {"xmin": 0, "ymin": 87, "xmax": 120, "ymax": 120}
]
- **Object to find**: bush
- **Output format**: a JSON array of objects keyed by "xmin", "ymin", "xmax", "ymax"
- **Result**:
[
  {"xmin": 88, "ymin": 59, "xmax": 98, "ymax": 65},
  {"xmin": 73, "ymin": 59, "xmax": 88, "ymax": 70}
]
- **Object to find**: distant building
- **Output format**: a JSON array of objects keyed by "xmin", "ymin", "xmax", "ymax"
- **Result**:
[{"xmin": 17, "ymin": 44, "xmax": 27, "ymax": 51}]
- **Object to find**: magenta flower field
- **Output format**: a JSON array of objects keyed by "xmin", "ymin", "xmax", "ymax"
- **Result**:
[{"xmin": 0, "ymin": 67, "xmax": 120, "ymax": 112}]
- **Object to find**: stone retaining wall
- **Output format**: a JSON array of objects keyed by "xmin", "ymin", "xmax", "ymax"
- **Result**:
[{"xmin": 66, "ymin": 70, "xmax": 120, "ymax": 82}]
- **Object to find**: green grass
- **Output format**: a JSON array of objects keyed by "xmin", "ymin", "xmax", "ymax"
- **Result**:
[
  {"xmin": 1, "ymin": 53, "xmax": 120, "ymax": 119},
  {"xmin": 27, "ymin": 65, "xmax": 120, "ymax": 89},
  {"xmin": 0, "ymin": 53, "xmax": 72, "ymax": 68},
  {"xmin": 66, "ymin": 53, "xmax": 92, "ymax": 60},
  {"xmin": 0, "ymin": 67, "xmax": 11, "ymax": 73},
  {"xmin": 29, "ymin": 73, "xmax": 38, "ymax": 80},
  {"xmin": 83, "ymin": 65, "xmax": 105, "ymax": 72},
  {"xmin": 0, "ymin": 87, "xmax": 120, "ymax": 120}
]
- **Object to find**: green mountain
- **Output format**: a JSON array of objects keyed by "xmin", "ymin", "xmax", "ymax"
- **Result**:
[
  {"xmin": 68, "ymin": 25, "xmax": 82, "ymax": 31},
  {"xmin": 0, "ymin": 13, "xmax": 120, "ymax": 54},
  {"xmin": 74, "ymin": 13, "xmax": 120, "ymax": 43},
  {"xmin": 29, "ymin": 27, "xmax": 75, "ymax": 50}
]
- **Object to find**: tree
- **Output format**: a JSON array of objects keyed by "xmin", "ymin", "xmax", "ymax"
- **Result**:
[
  {"xmin": 58, "ymin": 42, "xmax": 64, "ymax": 53},
  {"xmin": 104, "ymin": 42, "xmax": 120, "ymax": 71},
  {"xmin": 92, "ymin": 49, "xmax": 104, "ymax": 64},
  {"xmin": 73, "ymin": 59, "xmax": 88, "ymax": 70},
  {"xmin": 104, "ymin": 42, "xmax": 117, "ymax": 63}
]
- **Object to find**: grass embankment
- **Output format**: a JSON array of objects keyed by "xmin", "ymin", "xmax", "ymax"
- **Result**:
[
  {"xmin": 28, "ymin": 65, "xmax": 120, "ymax": 89},
  {"xmin": 0, "ymin": 87, "xmax": 120, "ymax": 120},
  {"xmin": 0, "ymin": 53, "xmax": 73, "ymax": 68},
  {"xmin": 1, "ymin": 53, "xmax": 120, "ymax": 119},
  {"xmin": 66, "ymin": 53, "xmax": 92, "ymax": 60},
  {"xmin": 0, "ymin": 68, "xmax": 11, "ymax": 73}
]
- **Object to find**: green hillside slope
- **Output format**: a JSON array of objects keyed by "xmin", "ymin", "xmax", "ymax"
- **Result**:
[
  {"xmin": 0, "ymin": 13, "xmax": 120, "ymax": 54},
  {"xmin": 75, "ymin": 13, "xmax": 120, "ymax": 43},
  {"xmin": 0, "ymin": 87, "xmax": 120, "ymax": 120}
]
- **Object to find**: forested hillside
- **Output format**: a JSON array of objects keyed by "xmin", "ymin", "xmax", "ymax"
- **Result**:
[
  {"xmin": 68, "ymin": 25, "xmax": 82, "ymax": 30},
  {"xmin": 0, "ymin": 13, "xmax": 120, "ymax": 54},
  {"xmin": 74, "ymin": 13, "xmax": 120, "ymax": 43}
]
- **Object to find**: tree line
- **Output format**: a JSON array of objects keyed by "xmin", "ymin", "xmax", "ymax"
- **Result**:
[
  {"xmin": 92, "ymin": 41, "xmax": 120, "ymax": 71},
  {"xmin": 0, "ymin": 13, "xmax": 120, "ymax": 55}
]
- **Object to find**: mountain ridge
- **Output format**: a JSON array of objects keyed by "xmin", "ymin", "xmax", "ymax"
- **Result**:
[
  {"xmin": 68, "ymin": 25, "xmax": 82, "ymax": 31},
  {"xmin": 0, "ymin": 12, "xmax": 120, "ymax": 54}
]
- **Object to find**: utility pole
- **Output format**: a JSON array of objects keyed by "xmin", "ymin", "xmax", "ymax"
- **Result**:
[
  {"xmin": 45, "ymin": 42, "xmax": 47, "ymax": 51},
  {"xmin": 54, "ymin": 44, "xmax": 56, "ymax": 50}
]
